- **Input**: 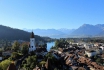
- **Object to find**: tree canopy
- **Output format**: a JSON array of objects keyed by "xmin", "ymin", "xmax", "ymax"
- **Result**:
[
  {"xmin": 22, "ymin": 55, "xmax": 37, "ymax": 70},
  {"xmin": 21, "ymin": 44, "xmax": 29, "ymax": 55},
  {"xmin": 12, "ymin": 41, "xmax": 20, "ymax": 52},
  {"xmin": 0, "ymin": 59, "xmax": 11, "ymax": 70}
]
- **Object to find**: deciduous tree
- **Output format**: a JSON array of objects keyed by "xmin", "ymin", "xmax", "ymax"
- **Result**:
[{"xmin": 12, "ymin": 41, "xmax": 20, "ymax": 52}]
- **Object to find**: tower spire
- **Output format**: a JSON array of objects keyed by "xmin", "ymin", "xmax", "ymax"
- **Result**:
[{"xmin": 30, "ymin": 31, "xmax": 34, "ymax": 38}]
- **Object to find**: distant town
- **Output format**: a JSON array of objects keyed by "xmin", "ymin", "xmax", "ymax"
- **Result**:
[{"xmin": 0, "ymin": 31, "xmax": 104, "ymax": 70}]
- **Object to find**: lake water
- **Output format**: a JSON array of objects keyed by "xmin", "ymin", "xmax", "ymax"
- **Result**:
[{"xmin": 47, "ymin": 42, "xmax": 55, "ymax": 51}]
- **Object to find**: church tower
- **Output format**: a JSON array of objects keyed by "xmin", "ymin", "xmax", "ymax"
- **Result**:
[{"xmin": 29, "ymin": 32, "xmax": 36, "ymax": 52}]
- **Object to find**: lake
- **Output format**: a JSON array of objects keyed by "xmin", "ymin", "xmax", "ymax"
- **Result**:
[{"xmin": 47, "ymin": 42, "xmax": 55, "ymax": 51}]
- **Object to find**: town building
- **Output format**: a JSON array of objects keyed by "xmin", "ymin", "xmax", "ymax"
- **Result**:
[
  {"xmin": 29, "ymin": 32, "xmax": 36, "ymax": 52},
  {"xmin": 85, "ymin": 50, "xmax": 96, "ymax": 57}
]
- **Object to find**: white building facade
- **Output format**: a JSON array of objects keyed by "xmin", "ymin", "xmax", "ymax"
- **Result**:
[
  {"xmin": 85, "ymin": 51, "xmax": 96, "ymax": 57},
  {"xmin": 29, "ymin": 32, "xmax": 36, "ymax": 52},
  {"xmin": 100, "ymin": 46, "xmax": 104, "ymax": 50}
]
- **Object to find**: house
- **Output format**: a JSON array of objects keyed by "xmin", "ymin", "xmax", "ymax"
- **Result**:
[
  {"xmin": 84, "ymin": 44, "xmax": 94, "ymax": 50},
  {"xmin": 77, "ymin": 67, "xmax": 86, "ymax": 70},
  {"xmin": 77, "ymin": 56, "xmax": 91, "ymax": 65},
  {"xmin": 85, "ymin": 50, "xmax": 96, "ymax": 57},
  {"xmin": 100, "ymin": 46, "xmax": 104, "ymax": 50},
  {"xmin": 70, "ymin": 66, "xmax": 78, "ymax": 70},
  {"xmin": 45, "ymin": 58, "xmax": 53, "ymax": 70},
  {"xmin": 33, "ymin": 65, "xmax": 40, "ymax": 70},
  {"xmin": 95, "ymin": 48, "xmax": 102, "ymax": 54},
  {"xmin": 89, "ymin": 62, "xmax": 104, "ymax": 70},
  {"xmin": 2, "ymin": 51, "xmax": 12, "ymax": 57}
]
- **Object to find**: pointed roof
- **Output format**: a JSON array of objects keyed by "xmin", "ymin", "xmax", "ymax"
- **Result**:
[
  {"xmin": 7, "ymin": 63, "xmax": 17, "ymax": 70},
  {"xmin": 30, "ymin": 31, "xmax": 34, "ymax": 38},
  {"xmin": 45, "ymin": 58, "xmax": 52, "ymax": 70},
  {"xmin": 33, "ymin": 65, "xmax": 40, "ymax": 70},
  {"xmin": 41, "ymin": 64, "xmax": 46, "ymax": 70}
]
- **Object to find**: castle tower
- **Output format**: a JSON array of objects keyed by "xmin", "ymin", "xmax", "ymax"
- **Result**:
[{"xmin": 29, "ymin": 32, "xmax": 36, "ymax": 52}]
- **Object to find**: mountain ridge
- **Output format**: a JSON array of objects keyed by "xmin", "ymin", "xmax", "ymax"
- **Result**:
[
  {"xmin": 23, "ymin": 24, "xmax": 104, "ymax": 38},
  {"xmin": 1, "ymin": 24, "xmax": 104, "ymax": 39}
]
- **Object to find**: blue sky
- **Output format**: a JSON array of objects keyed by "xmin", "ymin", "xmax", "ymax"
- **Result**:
[{"xmin": 0, "ymin": 0, "xmax": 104, "ymax": 29}]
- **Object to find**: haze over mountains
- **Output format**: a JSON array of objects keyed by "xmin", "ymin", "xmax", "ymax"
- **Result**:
[
  {"xmin": 23, "ymin": 28, "xmax": 74, "ymax": 38},
  {"xmin": 24, "ymin": 24, "xmax": 104, "ymax": 38}
]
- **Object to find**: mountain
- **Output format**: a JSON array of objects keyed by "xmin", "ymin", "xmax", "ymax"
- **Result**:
[
  {"xmin": 57, "ymin": 28, "xmax": 75, "ymax": 34},
  {"xmin": 95, "ymin": 24, "xmax": 104, "ymax": 30},
  {"xmin": 0, "ymin": 25, "xmax": 45, "ymax": 41},
  {"xmin": 23, "ymin": 24, "xmax": 104, "ymax": 38},
  {"xmin": 70, "ymin": 24, "xmax": 104, "ymax": 37},
  {"xmin": 95, "ymin": 24, "xmax": 104, "ymax": 36},
  {"xmin": 23, "ymin": 28, "xmax": 75, "ymax": 38}
]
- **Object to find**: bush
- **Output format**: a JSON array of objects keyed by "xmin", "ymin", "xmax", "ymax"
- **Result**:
[
  {"xmin": 0, "ymin": 59, "xmax": 11, "ymax": 70},
  {"xmin": 22, "ymin": 55, "xmax": 37, "ymax": 70},
  {"xmin": 11, "ymin": 52, "xmax": 21, "ymax": 60}
]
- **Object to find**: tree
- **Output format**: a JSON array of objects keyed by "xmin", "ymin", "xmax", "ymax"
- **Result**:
[
  {"xmin": 43, "ymin": 43, "xmax": 47, "ymax": 48},
  {"xmin": 11, "ymin": 52, "xmax": 20, "ymax": 60},
  {"xmin": 54, "ymin": 39, "xmax": 69, "ymax": 49},
  {"xmin": 0, "ymin": 59, "xmax": 11, "ymax": 70},
  {"xmin": 21, "ymin": 44, "xmax": 28, "ymax": 55},
  {"xmin": 55, "ymin": 40, "xmax": 60, "ymax": 47},
  {"xmin": 22, "ymin": 55, "xmax": 37, "ymax": 70},
  {"xmin": 40, "ymin": 61, "xmax": 46, "ymax": 66},
  {"xmin": 96, "ymin": 58, "xmax": 101, "ymax": 64},
  {"xmin": 44, "ymin": 53, "xmax": 57, "ymax": 64},
  {"xmin": 12, "ymin": 41, "xmax": 20, "ymax": 52}
]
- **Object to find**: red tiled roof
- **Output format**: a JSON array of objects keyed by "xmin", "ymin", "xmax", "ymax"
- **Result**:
[
  {"xmin": 77, "ymin": 67, "xmax": 86, "ymax": 70},
  {"xmin": 45, "ymin": 58, "xmax": 52, "ymax": 70}
]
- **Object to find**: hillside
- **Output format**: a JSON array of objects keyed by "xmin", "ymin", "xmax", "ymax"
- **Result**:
[{"xmin": 0, "ymin": 25, "xmax": 45, "ymax": 41}]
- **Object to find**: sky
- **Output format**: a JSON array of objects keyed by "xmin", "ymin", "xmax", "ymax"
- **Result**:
[{"xmin": 0, "ymin": 0, "xmax": 104, "ymax": 29}]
